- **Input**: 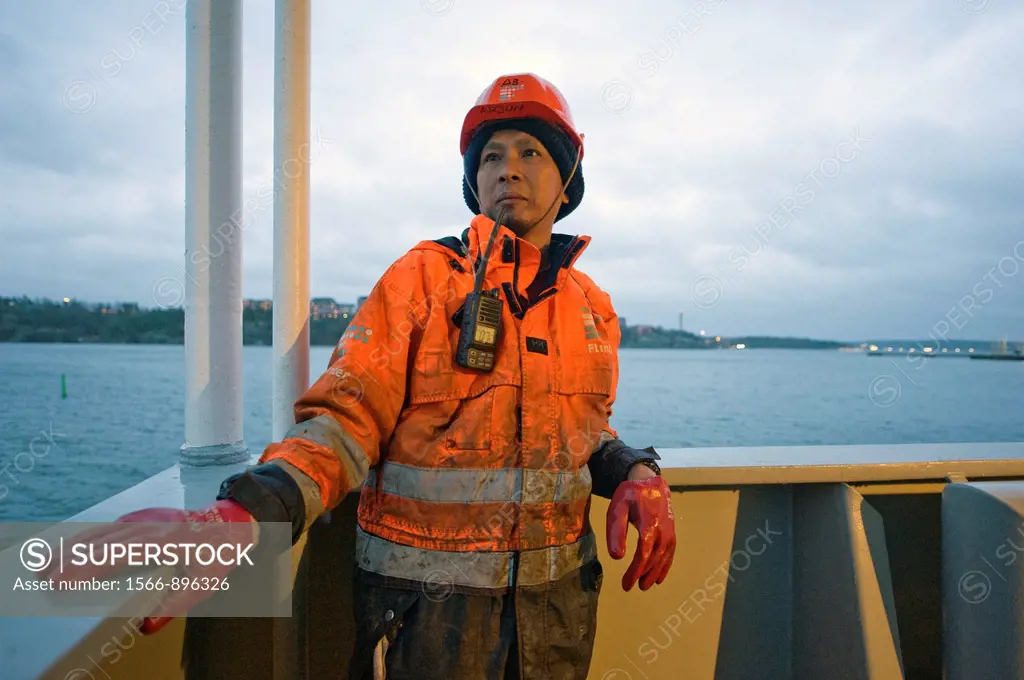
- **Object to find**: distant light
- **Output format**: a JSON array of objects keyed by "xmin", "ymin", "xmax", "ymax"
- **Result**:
[
  {"xmin": 63, "ymin": 297, "xmax": 70, "ymax": 303},
  {"xmin": 886, "ymin": 347, "xmax": 893, "ymax": 352},
  {"xmin": 869, "ymin": 345, "xmax": 878, "ymax": 352},
  {"xmin": 955, "ymin": 348, "xmax": 961, "ymax": 353},
  {"xmin": 736, "ymin": 343, "xmax": 746, "ymax": 349},
  {"xmin": 342, "ymin": 313, "xmax": 348, "ymax": 318},
  {"xmin": 942, "ymin": 348, "xmax": 948, "ymax": 353},
  {"xmin": 969, "ymin": 348, "xmax": 974, "ymax": 352},
  {"xmin": 699, "ymin": 330, "xmax": 706, "ymax": 336},
  {"xmin": 715, "ymin": 336, "xmax": 721, "ymax": 342},
  {"xmin": 923, "ymin": 347, "xmax": 933, "ymax": 353}
]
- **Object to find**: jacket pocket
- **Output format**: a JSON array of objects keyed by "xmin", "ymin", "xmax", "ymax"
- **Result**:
[
  {"xmin": 405, "ymin": 350, "xmax": 492, "ymax": 452},
  {"xmin": 406, "ymin": 348, "xmax": 522, "ymax": 455},
  {"xmin": 553, "ymin": 345, "xmax": 615, "ymax": 465},
  {"xmin": 439, "ymin": 387, "xmax": 495, "ymax": 451},
  {"xmin": 554, "ymin": 297, "xmax": 616, "ymax": 397},
  {"xmin": 555, "ymin": 345, "xmax": 614, "ymax": 397},
  {"xmin": 409, "ymin": 350, "xmax": 462, "ymax": 402}
]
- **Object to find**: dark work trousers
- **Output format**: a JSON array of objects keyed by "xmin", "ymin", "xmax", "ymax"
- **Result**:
[{"xmin": 348, "ymin": 558, "xmax": 604, "ymax": 680}]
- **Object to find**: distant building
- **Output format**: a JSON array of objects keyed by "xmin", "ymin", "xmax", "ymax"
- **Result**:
[
  {"xmin": 357, "ymin": 296, "xmax": 368, "ymax": 312},
  {"xmin": 243, "ymin": 299, "xmax": 272, "ymax": 311},
  {"xmin": 245, "ymin": 298, "xmax": 358, "ymax": 319},
  {"xmin": 311, "ymin": 297, "xmax": 343, "ymax": 319},
  {"xmin": 618, "ymin": 317, "xmax": 627, "ymax": 330}
]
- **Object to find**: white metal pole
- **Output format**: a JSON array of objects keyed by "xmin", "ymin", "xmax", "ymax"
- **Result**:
[
  {"xmin": 181, "ymin": 0, "xmax": 249, "ymax": 466},
  {"xmin": 272, "ymin": 0, "xmax": 312, "ymax": 441}
]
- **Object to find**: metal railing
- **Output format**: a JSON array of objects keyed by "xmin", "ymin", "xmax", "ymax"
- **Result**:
[{"xmin": 5, "ymin": 441, "xmax": 1024, "ymax": 679}]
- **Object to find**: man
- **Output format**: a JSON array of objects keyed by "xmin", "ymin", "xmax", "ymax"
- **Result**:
[{"xmin": 60, "ymin": 73, "xmax": 676, "ymax": 679}]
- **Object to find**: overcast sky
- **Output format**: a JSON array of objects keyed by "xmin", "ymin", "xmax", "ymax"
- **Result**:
[{"xmin": 1, "ymin": 0, "xmax": 1022, "ymax": 342}]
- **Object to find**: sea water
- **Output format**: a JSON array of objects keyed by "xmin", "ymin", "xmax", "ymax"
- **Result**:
[{"xmin": 1, "ymin": 343, "xmax": 1021, "ymax": 522}]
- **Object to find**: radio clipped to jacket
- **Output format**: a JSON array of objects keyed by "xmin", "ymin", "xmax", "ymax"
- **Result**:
[
  {"xmin": 455, "ymin": 208, "xmax": 507, "ymax": 372},
  {"xmin": 455, "ymin": 289, "xmax": 503, "ymax": 371}
]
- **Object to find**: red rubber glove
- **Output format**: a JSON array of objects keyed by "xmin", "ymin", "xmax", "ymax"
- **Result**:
[
  {"xmin": 44, "ymin": 499, "xmax": 256, "ymax": 634},
  {"xmin": 607, "ymin": 475, "xmax": 676, "ymax": 591}
]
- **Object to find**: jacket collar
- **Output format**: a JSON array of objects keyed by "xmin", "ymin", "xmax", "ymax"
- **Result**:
[{"xmin": 461, "ymin": 214, "xmax": 591, "ymax": 304}]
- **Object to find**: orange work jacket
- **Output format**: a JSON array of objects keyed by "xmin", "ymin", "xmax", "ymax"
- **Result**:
[{"xmin": 260, "ymin": 214, "xmax": 622, "ymax": 590}]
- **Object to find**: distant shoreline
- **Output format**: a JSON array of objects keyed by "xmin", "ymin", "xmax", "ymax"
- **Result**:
[
  {"xmin": 3, "ymin": 296, "xmax": 1016, "ymax": 352},
  {"xmin": 0, "ymin": 338, "xmax": 855, "ymax": 350}
]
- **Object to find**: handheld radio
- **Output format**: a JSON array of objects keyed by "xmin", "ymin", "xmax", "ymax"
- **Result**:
[
  {"xmin": 455, "ymin": 208, "xmax": 507, "ymax": 372},
  {"xmin": 452, "ymin": 139, "xmax": 580, "ymax": 372}
]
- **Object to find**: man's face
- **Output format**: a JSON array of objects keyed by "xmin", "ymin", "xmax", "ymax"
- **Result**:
[{"xmin": 476, "ymin": 128, "xmax": 568, "ymax": 237}]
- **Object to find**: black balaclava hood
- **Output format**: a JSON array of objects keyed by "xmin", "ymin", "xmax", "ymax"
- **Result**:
[{"xmin": 462, "ymin": 117, "xmax": 584, "ymax": 223}]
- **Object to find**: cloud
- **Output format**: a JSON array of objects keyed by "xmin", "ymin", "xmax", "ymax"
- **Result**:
[{"xmin": 2, "ymin": 0, "xmax": 1023, "ymax": 341}]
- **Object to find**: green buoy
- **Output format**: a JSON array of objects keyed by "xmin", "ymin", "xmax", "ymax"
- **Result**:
[{"xmin": 61, "ymin": 374, "xmax": 67, "ymax": 399}]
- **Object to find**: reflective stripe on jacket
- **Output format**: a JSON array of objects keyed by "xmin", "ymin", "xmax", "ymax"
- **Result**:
[{"xmin": 259, "ymin": 214, "xmax": 621, "ymax": 586}]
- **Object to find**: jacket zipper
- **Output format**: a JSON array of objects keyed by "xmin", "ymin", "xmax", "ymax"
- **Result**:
[{"xmin": 511, "ymin": 397, "xmax": 522, "ymax": 589}]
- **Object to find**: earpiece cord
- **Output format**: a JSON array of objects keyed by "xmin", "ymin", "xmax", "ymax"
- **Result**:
[{"xmin": 475, "ymin": 207, "xmax": 506, "ymax": 294}]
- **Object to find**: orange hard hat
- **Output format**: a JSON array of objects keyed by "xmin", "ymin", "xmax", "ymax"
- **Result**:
[
  {"xmin": 460, "ymin": 73, "xmax": 586, "ymax": 222},
  {"xmin": 460, "ymin": 73, "xmax": 584, "ymax": 160}
]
